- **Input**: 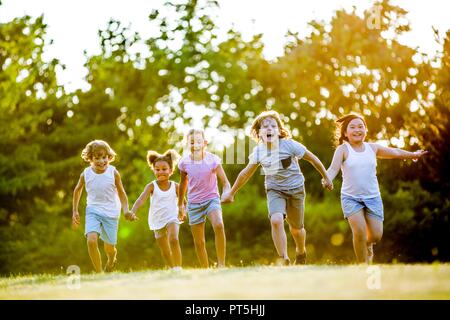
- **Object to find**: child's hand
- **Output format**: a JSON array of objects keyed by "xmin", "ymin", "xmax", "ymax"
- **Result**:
[
  {"xmin": 412, "ymin": 149, "xmax": 428, "ymax": 162},
  {"xmin": 125, "ymin": 211, "xmax": 139, "ymax": 221},
  {"xmin": 221, "ymin": 190, "xmax": 234, "ymax": 204},
  {"xmin": 72, "ymin": 211, "xmax": 80, "ymax": 229},
  {"xmin": 321, "ymin": 177, "xmax": 334, "ymax": 191},
  {"xmin": 178, "ymin": 205, "xmax": 186, "ymax": 222}
]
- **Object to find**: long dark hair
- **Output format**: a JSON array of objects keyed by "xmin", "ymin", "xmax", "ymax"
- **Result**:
[{"xmin": 335, "ymin": 113, "xmax": 367, "ymax": 146}]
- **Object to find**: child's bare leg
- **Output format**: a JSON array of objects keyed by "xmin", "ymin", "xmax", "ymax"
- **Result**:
[
  {"xmin": 365, "ymin": 215, "xmax": 383, "ymax": 263},
  {"xmin": 207, "ymin": 210, "xmax": 226, "ymax": 267},
  {"xmin": 156, "ymin": 235, "xmax": 173, "ymax": 268},
  {"xmin": 86, "ymin": 232, "xmax": 102, "ymax": 273},
  {"xmin": 347, "ymin": 210, "xmax": 369, "ymax": 263},
  {"xmin": 190, "ymin": 222, "xmax": 209, "ymax": 268},
  {"xmin": 289, "ymin": 225, "xmax": 306, "ymax": 254},
  {"xmin": 103, "ymin": 242, "xmax": 117, "ymax": 266},
  {"xmin": 167, "ymin": 223, "xmax": 182, "ymax": 267},
  {"xmin": 270, "ymin": 213, "xmax": 288, "ymax": 259}
]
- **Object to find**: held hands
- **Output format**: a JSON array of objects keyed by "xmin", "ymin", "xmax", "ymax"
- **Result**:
[
  {"xmin": 72, "ymin": 211, "xmax": 80, "ymax": 229},
  {"xmin": 124, "ymin": 210, "xmax": 139, "ymax": 221},
  {"xmin": 321, "ymin": 177, "xmax": 334, "ymax": 191},
  {"xmin": 221, "ymin": 189, "xmax": 234, "ymax": 204},
  {"xmin": 178, "ymin": 205, "xmax": 186, "ymax": 222}
]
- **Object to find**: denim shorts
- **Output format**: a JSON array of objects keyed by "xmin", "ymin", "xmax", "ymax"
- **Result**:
[
  {"xmin": 85, "ymin": 206, "xmax": 119, "ymax": 245},
  {"xmin": 266, "ymin": 186, "xmax": 306, "ymax": 229},
  {"xmin": 341, "ymin": 194, "xmax": 384, "ymax": 221},
  {"xmin": 187, "ymin": 197, "xmax": 222, "ymax": 226}
]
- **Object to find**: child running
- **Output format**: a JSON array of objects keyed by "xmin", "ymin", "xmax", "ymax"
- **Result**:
[
  {"xmin": 325, "ymin": 113, "xmax": 427, "ymax": 264},
  {"xmin": 129, "ymin": 149, "xmax": 183, "ymax": 270},
  {"xmin": 178, "ymin": 129, "xmax": 231, "ymax": 268},
  {"xmin": 221, "ymin": 110, "xmax": 333, "ymax": 265},
  {"xmin": 72, "ymin": 140, "xmax": 133, "ymax": 273}
]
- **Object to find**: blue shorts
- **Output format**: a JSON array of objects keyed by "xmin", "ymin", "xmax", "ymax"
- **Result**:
[
  {"xmin": 187, "ymin": 197, "xmax": 222, "ymax": 226},
  {"xmin": 85, "ymin": 206, "xmax": 119, "ymax": 245},
  {"xmin": 341, "ymin": 194, "xmax": 384, "ymax": 221}
]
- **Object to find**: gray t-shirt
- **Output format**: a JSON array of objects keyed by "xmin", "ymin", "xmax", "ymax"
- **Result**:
[{"xmin": 249, "ymin": 138, "xmax": 307, "ymax": 191}]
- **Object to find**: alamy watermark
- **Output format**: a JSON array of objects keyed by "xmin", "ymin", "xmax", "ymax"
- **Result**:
[{"xmin": 66, "ymin": 265, "xmax": 81, "ymax": 290}]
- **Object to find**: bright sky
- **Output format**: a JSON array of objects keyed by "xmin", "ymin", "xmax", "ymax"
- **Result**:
[{"xmin": 1, "ymin": 0, "xmax": 449, "ymax": 93}]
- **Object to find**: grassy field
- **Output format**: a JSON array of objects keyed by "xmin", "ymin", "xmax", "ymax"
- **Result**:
[{"xmin": 1, "ymin": 264, "xmax": 449, "ymax": 299}]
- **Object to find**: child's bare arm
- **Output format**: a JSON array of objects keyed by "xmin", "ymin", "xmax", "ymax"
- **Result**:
[
  {"xmin": 326, "ymin": 145, "xmax": 345, "ymax": 181},
  {"xmin": 302, "ymin": 150, "xmax": 333, "ymax": 190},
  {"xmin": 130, "ymin": 183, "xmax": 153, "ymax": 215},
  {"xmin": 372, "ymin": 143, "xmax": 427, "ymax": 160},
  {"xmin": 178, "ymin": 171, "xmax": 188, "ymax": 221},
  {"xmin": 178, "ymin": 171, "xmax": 188, "ymax": 207},
  {"xmin": 114, "ymin": 169, "xmax": 130, "ymax": 215},
  {"xmin": 229, "ymin": 163, "xmax": 259, "ymax": 197},
  {"xmin": 72, "ymin": 172, "xmax": 85, "ymax": 227},
  {"xmin": 216, "ymin": 164, "xmax": 231, "ymax": 192}
]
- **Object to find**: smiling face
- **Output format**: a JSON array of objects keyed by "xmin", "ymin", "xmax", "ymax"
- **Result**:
[
  {"xmin": 188, "ymin": 132, "xmax": 206, "ymax": 153},
  {"xmin": 153, "ymin": 160, "xmax": 172, "ymax": 182},
  {"xmin": 90, "ymin": 149, "xmax": 110, "ymax": 173},
  {"xmin": 345, "ymin": 118, "xmax": 367, "ymax": 144},
  {"xmin": 259, "ymin": 117, "xmax": 280, "ymax": 144}
]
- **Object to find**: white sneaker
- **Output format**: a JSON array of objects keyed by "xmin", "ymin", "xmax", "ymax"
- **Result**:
[{"xmin": 171, "ymin": 266, "xmax": 182, "ymax": 271}]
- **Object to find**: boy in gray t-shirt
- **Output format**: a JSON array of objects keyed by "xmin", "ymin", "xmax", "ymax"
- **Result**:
[{"xmin": 222, "ymin": 110, "xmax": 333, "ymax": 266}]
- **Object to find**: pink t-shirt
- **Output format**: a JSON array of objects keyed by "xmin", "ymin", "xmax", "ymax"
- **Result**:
[{"xmin": 178, "ymin": 151, "xmax": 221, "ymax": 204}]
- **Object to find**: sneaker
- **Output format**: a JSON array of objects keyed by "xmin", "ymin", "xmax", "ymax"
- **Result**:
[
  {"xmin": 294, "ymin": 252, "xmax": 307, "ymax": 265},
  {"xmin": 104, "ymin": 258, "xmax": 117, "ymax": 273},
  {"xmin": 367, "ymin": 243, "xmax": 374, "ymax": 264},
  {"xmin": 171, "ymin": 266, "xmax": 182, "ymax": 271}
]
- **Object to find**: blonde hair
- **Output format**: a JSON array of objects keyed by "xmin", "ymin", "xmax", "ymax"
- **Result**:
[
  {"xmin": 186, "ymin": 128, "xmax": 205, "ymax": 140},
  {"xmin": 81, "ymin": 140, "xmax": 116, "ymax": 162},
  {"xmin": 250, "ymin": 110, "xmax": 292, "ymax": 142},
  {"xmin": 334, "ymin": 112, "xmax": 367, "ymax": 147},
  {"xmin": 147, "ymin": 149, "xmax": 180, "ymax": 171}
]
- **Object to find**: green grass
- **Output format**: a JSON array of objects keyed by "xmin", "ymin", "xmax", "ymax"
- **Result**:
[{"xmin": 1, "ymin": 264, "xmax": 449, "ymax": 299}]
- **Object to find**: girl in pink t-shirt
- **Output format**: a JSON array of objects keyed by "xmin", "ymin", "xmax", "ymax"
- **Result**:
[{"xmin": 178, "ymin": 129, "xmax": 231, "ymax": 268}]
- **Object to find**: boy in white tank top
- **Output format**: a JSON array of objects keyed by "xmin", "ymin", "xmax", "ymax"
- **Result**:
[
  {"xmin": 130, "ymin": 149, "xmax": 183, "ymax": 270},
  {"xmin": 325, "ymin": 113, "xmax": 427, "ymax": 264},
  {"xmin": 72, "ymin": 140, "xmax": 134, "ymax": 273}
]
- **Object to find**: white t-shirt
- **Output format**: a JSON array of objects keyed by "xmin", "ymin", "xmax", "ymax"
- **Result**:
[
  {"xmin": 84, "ymin": 165, "xmax": 121, "ymax": 218},
  {"xmin": 341, "ymin": 141, "xmax": 381, "ymax": 198},
  {"xmin": 148, "ymin": 181, "xmax": 179, "ymax": 230}
]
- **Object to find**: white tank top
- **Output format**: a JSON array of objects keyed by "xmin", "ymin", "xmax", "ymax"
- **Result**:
[
  {"xmin": 149, "ymin": 181, "xmax": 179, "ymax": 230},
  {"xmin": 341, "ymin": 141, "xmax": 381, "ymax": 198},
  {"xmin": 84, "ymin": 165, "xmax": 121, "ymax": 218}
]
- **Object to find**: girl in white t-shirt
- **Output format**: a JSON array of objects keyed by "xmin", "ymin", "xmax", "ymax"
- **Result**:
[
  {"xmin": 130, "ymin": 149, "xmax": 183, "ymax": 270},
  {"xmin": 325, "ymin": 113, "xmax": 427, "ymax": 264}
]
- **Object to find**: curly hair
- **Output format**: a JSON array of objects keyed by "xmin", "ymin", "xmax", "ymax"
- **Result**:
[
  {"xmin": 81, "ymin": 140, "xmax": 116, "ymax": 162},
  {"xmin": 147, "ymin": 149, "xmax": 180, "ymax": 171},
  {"xmin": 250, "ymin": 110, "xmax": 292, "ymax": 142}
]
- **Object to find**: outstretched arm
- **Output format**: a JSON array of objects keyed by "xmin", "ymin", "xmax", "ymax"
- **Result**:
[
  {"xmin": 72, "ymin": 172, "xmax": 85, "ymax": 228},
  {"xmin": 303, "ymin": 150, "xmax": 333, "ymax": 190},
  {"xmin": 221, "ymin": 163, "xmax": 259, "ymax": 203},
  {"xmin": 371, "ymin": 143, "xmax": 427, "ymax": 160},
  {"xmin": 130, "ymin": 183, "xmax": 153, "ymax": 218}
]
